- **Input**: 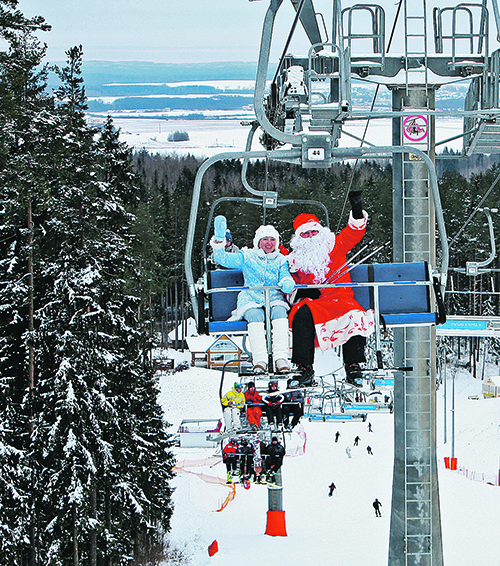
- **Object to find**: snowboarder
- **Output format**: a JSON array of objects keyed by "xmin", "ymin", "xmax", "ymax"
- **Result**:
[
  {"xmin": 328, "ymin": 482, "xmax": 336, "ymax": 496},
  {"xmin": 262, "ymin": 380, "xmax": 284, "ymax": 429},
  {"xmin": 354, "ymin": 435, "xmax": 360, "ymax": 446},
  {"xmin": 373, "ymin": 498, "xmax": 382, "ymax": 517},
  {"xmin": 266, "ymin": 436, "xmax": 285, "ymax": 479},
  {"xmin": 283, "ymin": 378, "xmax": 304, "ymax": 430},
  {"xmin": 367, "ymin": 445, "xmax": 373, "ymax": 455},
  {"xmin": 368, "ymin": 422, "xmax": 373, "ymax": 432},
  {"xmin": 220, "ymin": 382, "xmax": 245, "ymax": 431},
  {"xmin": 222, "ymin": 438, "xmax": 239, "ymax": 483},
  {"xmin": 244, "ymin": 381, "xmax": 263, "ymax": 429},
  {"xmin": 210, "ymin": 217, "xmax": 295, "ymax": 373},
  {"xmin": 286, "ymin": 192, "xmax": 374, "ymax": 386},
  {"xmin": 335, "ymin": 431, "xmax": 340, "ymax": 443}
]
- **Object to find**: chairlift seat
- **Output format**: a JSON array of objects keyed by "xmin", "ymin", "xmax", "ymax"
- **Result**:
[
  {"xmin": 207, "ymin": 262, "xmax": 437, "ymax": 334},
  {"xmin": 350, "ymin": 262, "xmax": 437, "ymax": 326},
  {"xmin": 207, "ymin": 269, "xmax": 247, "ymax": 333}
]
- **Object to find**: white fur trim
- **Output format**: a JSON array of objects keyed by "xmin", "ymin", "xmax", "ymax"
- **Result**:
[
  {"xmin": 210, "ymin": 235, "xmax": 226, "ymax": 249},
  {"xmin": 348, "ymin": 210, "xmax": 368, "ymax": 230},
  {"xmin": 295, "ymin": 220, "xmax": 322, "ymax": 237},
  {"xmin": 253, "ymin": 225, "xmax": 280, "ymax": 249},
  {"xmin": 316, "ymin": 309, "xmax": 375, "ymax": 351}
]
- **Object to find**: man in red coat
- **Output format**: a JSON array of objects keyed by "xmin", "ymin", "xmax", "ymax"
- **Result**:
[{"xmin": 288, "ymin": 191, "xmax": 375, "ymax": 385}]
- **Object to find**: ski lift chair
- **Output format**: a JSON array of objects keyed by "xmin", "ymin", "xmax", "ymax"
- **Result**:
[{"xmin": 349, "ymin": 261, "xmax": 446, "ymax": 369}]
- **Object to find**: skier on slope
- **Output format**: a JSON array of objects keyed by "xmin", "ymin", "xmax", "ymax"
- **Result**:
[
  {"xmin": 335, "ymin": 431, "xmax": 341, "ymax": 443},
  {"xmin": 286, "ymin": 191, "xmax": 374, "ymax": 386},
  {"xmin": 373, "ymin": 498, "xmax": 382, "ymax": 517},
  {"xmin": 354, "ymin": 435, "xmax": 361, "ymax": 446},
  {"xmin": 328, "ymin": 482, "xmax": 336, "ymax": 496}
]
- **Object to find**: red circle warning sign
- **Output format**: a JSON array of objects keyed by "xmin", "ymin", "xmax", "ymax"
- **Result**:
[{"xmin": 403, "ymin": 115, "xmax": 428, "ymax": 142}]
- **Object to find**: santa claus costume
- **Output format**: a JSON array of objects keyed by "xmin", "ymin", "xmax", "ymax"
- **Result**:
[{"xmin": 288, "ymin": 191, "xmax": 375, "ymax": 385}]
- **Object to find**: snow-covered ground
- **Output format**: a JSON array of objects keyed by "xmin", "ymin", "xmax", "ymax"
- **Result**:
[
  {"xmin": 88, "ymin": 115, "xmax": 465, "ymax": 158},
  {"xmin": 157, "ymin": 349, "xmax": 500, "ymax": 566}
]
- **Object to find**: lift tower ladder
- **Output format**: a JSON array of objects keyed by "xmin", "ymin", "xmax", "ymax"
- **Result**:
[
  {"xmin": 398, "ymin": 122, "xmax": 435, "ymax": 566},
  {"xmin": 404, "ymin": 0, "xmax": 429, "ymax": 95}
]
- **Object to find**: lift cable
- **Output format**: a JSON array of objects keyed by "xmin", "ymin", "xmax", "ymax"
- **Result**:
[
  {"xmin": 273, "ymin": 0, "xmax": 308, "ymax": 85},
  {"xmin": 337, "ymin": 0, "xmax": 404, "ymax": 232}
]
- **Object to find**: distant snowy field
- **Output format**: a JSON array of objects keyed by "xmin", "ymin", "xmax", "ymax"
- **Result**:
[
  {"xmin": 88, "ymin": 115, "xmax": 465, "ymax": 159},
  {"xmin": 157, "ymin": 349, "xmax": 500, "ymax": 566},
  {"xmin": 87, "ymin": 79, "xmax": 466, "ymax": 158}
]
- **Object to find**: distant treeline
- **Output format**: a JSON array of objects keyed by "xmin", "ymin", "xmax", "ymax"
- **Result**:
[
  {"xmin": 47, "ymin": 60, "xmax": 264, "ymax": 96},
  {"xmin": 98, "ymin": 83, "xmax": 252, "ymax": 97},
  {"xmin": 87, "ymin": 93, "xmax": 253, "ymax": 112}
]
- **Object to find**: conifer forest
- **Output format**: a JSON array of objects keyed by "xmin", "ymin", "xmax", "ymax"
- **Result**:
[{"xmin": 2, "ymin": 1, "xmax": 500, "ymax": 565}]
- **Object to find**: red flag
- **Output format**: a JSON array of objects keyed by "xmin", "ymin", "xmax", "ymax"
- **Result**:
[{"xmin": 208, "ymin": 540, "xmax": 218, "ymax": 556}]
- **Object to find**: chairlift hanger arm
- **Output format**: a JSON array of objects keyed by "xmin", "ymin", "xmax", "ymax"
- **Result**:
[
  {"xmin": 185, "ymin": 147, "xmax": 303, "ymax": 322},
  {"xmin": 477, "ymin": 207, "xmax": 497, "ymax": 269},
  {"xmin": 451, "ymin": 207, "xmax": 497, "ymax": 275},
  {"xmin": 185, "ymin": 143, "xmax": 449, "ymax": 322}
]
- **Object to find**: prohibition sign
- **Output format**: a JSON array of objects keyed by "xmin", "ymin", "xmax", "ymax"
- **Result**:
[{"xmin": 403, "ymin": 115, "xmax": 428, "ymax": 142}]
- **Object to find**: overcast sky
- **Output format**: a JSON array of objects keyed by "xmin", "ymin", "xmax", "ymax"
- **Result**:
[
  {"xmin": 16, "ymin": 1, "xmax": 500, "ymax": 65},
  {"xmin": 16, "ymin": 0, "xmax": 299, "ymax": 64}
]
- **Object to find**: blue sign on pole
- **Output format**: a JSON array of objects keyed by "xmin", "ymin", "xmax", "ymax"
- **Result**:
[{"xmin": 439, "ymin": 319, "xmax": 487, "ymax": 331}]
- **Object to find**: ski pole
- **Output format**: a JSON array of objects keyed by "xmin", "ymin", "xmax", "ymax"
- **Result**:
[
  {"xmin": 325, "ymin": 240, "xmax": 390, "ymax": 286},
  {"xmin": 322, "ymin": 239, "xmax": 374, "ymax": 285}
]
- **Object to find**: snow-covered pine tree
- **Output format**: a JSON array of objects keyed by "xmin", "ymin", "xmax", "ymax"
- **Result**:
[
  {"xmin": 26, "ymin": 47, "xmax": 174, "ymax": 565},
  {"xmin": 1, "ymin": 15, "xmax": 174, "ymax": 563},
  {"xmin": 0, "ymin": 4, "xmax": 54, "ymax": 563}
]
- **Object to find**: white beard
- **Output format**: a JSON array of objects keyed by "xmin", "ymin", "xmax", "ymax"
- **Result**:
[{"xmin": 289, "ymin": 227, "xmax": 335, "ymax": 283}]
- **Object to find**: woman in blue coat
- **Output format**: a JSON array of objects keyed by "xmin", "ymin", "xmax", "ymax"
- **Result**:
[{"xmin": 211, "ymin": 218, "xmax": 294, "ymax": 373}]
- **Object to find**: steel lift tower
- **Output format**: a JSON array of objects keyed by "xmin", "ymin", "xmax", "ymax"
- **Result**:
[{"xmin": 185, "ymin": 1, "xmax": 500, "ymax": 563}]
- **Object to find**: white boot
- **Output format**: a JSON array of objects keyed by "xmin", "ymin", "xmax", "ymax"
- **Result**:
[
  {"xmin": 247, "ymin": 321, "xmax": 268, "ymax": 373},
  {"xmin": 272, "ymin": 318, "xmax": 291, "ymax": 373}
]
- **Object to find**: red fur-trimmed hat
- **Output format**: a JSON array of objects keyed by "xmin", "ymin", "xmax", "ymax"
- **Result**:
[{"xmin": 293, "ymin": 213, "xmax": 322, "ymax": 236}]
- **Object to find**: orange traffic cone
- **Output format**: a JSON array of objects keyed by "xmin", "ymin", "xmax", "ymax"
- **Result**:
[{"xmin": 265, "ymin": 510, "xmax": 287, "ymax": 536}]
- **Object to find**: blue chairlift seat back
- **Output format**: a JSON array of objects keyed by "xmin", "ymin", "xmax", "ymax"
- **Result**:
[
  {"xmin": 350, "ymin": 262, "xmax": 436, "ymax": 326},
  {"xmin": 207, "ymin": 269, "xmax": 247, "ymax": 333},
  {"xmin": 207, "ymin": 262, "xmax": 436, "ymax": 334}
]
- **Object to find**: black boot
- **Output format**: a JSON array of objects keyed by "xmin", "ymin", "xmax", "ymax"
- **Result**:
[
  {"xmin": 298, "ymin": 364, "xmax": 315, "ymax": 386},
  {"xmin": 345, "ymin": 363, "xmax": 363, "ymax": 386}
]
